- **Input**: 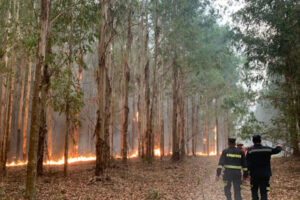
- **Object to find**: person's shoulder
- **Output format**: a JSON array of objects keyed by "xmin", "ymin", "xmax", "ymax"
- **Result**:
[
  {"xmin": 247, "ymin": 145, "xmax": 254, "ymax": 151},
  {"xmin": 222, "ymin": 148, "xmax": 229, "ymax": 153},
  {"xmin": 261, "ymin": 145, "xmax": 272, "ymax": 149}
]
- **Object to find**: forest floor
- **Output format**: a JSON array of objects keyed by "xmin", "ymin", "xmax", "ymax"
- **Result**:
[{"xmin": 0, "ymin": 156, "xmax": 299, "ymax": 200}]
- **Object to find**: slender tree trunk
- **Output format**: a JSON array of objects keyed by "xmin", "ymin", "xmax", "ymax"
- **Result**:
[
  {"xmin": 64, "ymin": 103, "xmax": 71, "ymax": 177},
  {"xmin": 37, "ymin": 12, "xmax": 52, "ymax": 175},
  {"xmin": 171, "ymin": 57, "xmax": 179, "ymax": 161},
  {"xmin": 136, "ymin": 1, "xmax": 143, "ymax": 158},
  {"xmin": 191, "ymin": 96, "xmax": 195, "ymax": 156},
  {"xmin": 137, "ymin": 87, "xmax": 142, "ymax": 157},
  {"xmin": 132, "ymin": 98, "xmax": 136, "ymax": 153},
  {"xmin": 121, "ymin": 7, "xmax": 132, "ymax": 162},
  {"xmin": 179, "ymin": 71, "xmax": 185, "ymax": 157},
  {"xmin": 159, "ymin": 54, "xmax": 165, "ymax": 159},
  {"xmin": 109, "ymin": 46, "xmax": 114, "ymax": 159},
  {"xmin": 16, "ymin": 64, "xmax": 26, "ymax": 161},
  {"xmin": 37, "ymin": 61, "xmax": 50, "ymax": 176},
  {"xmin": 1, "ymin": 53, "xmax": 16, "ymax": 175},
  {"xmin": 149, "ymin": 0, "xmax": 159, "ymax": 159},
  {"xmin": 26, "ymin": 0, "xmax": 50, "ymax": 198},
  {"xmin": 0, "ymin": 73, "xmax": 7, "ymax": 163},
  {"xmin": 195, "ymin": 103, "xmax": 199, "ymax": 154},
  {"xmin": 0, "ymin": 0, "xmax": 11, "ymax": 169},
  {"xmin": 215, "ymin": 99, "xmax": 219, "ymax": 155},
  {"xmin": 23, "ymin": 59, "xmax": 32, "ymax": 161},
  {"xmin": 185, "ymin": 98, "xmax": 189, "ymax": 155},
  {"xmin": 167, "ymin": 96, "xmax": 171, "ymax": 155},
  {"xmin": 47, "ymin": 91, "xmax": 52, "ymax": 159},
  {"xmin": 103, "ymin": 48, "xmax": 112, "ymax": 166},
  {"xmin": 144, "ymin": 0, "xmax": 152, "ymax": 163}
]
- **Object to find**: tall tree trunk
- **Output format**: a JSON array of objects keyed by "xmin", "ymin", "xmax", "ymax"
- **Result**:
[
  {"xmin": 23, "ymin": 59, "xmax": 32, "ymax": 161},
  {"xmin": 37, "ymin": 60, "xmax": 50, "ymax": 176},
  {"xmin": 136, "ymin": 0, "xmax": 143, "ymax": 158},
  {"xmin": 179, "ymin": 70, "xmax": 185, "ymax": 157},
  {"xmin": 215, "ymin": 99, "xmax": 219, "ymax": 155},
  {"xmin": 167, "ymin": 96, "xmax": 171, "ymax": 155},
  {"xmin": 159, "ymin": 53, "xmax": 165, "ymax": 159},
  {"xmin": 185, "ymin": 98, "xmax": 189, "ymax": 155},
  {"xmin": 103, "ymin": 48, "xmax": 112, "ymax": 166},
  {"xmin": 47, "ymin": 91, "xmax": 52, "ymax": 159},
  {"xmin": 121, "ymin": 7, "xmax": 132, "ymax": 162},
  {"xmin": 37, "ymin": 8, "xmax": 53, "ymax": 175},
  {"xmin": 171, "ymin": 57, "xmax": 179, "ymax": 161},
  {"xmin": 195, "ymin": 103, "xmax": 199, "ymax": 154},
  {"xmin": 109, "ymin": 45, "xmax": 115, "ymax": 159},
  {"xmin": 137, "ymin": 86, "xmax": 142, "ymax": 157},
  {"xmin": 64, "ymin": 103, "xmax": 71, "ymax": 177},
  {"xmin": 131, "ymin": 98, "xmax": 136, "ymax": 153},
  {"xmin": 1, "ymin": 53, "xmax": 16, "ymax": 175},
  {"xmin": 25, "ymin": 0, "xmax": 50, "ymax": 198},
  {"xmin": 0, "ymin": 0, "xmax": 11, "ymax": 169},
  {"xmin": 191, "ymin": 96, "xmax": 195, "ymax": 156},
  {"xmin": 95, "ymin": 0, "xmax": 111, "ymax": 176},
  {"xmin": 144, "ymin": 0, "xmax": 152, "ymax": 162},
  {"xmin": 16, "ymin": 64, "xmax": 26, "ymax": 161},
  {"xmin": 149, "ymin": 0, "xmax": 159, "ymax": 159}
]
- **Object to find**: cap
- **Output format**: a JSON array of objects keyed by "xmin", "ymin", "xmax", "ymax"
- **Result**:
[
  {"xmin": 252, "ymin": 135, "xmax": 261, "ymax": 143},
  {"xmin": 228, "ymin": 138, "xmax": 236, "ymax": 144}
]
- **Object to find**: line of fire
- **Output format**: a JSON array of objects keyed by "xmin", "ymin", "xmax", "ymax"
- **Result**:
[{"xmin": 6, "ymin": 108, "xmax": 221, "ymax": 167}]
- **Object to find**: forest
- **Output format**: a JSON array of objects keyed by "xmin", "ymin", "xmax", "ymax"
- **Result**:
[{"xmin": 0, "ymin": 0, "xmax": 299, "ymax": 199}]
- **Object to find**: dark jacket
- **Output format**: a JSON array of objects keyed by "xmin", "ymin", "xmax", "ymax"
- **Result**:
[
  {"xmin": 246, "ymin": 144, "xmax": 282, "ymax": 177},
  {"xmin": 217, "ymin": 147, "xmax": 248, "ymax": 179}
]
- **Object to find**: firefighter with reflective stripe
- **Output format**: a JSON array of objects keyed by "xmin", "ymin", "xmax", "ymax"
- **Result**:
[
  {"xmin": 216, "ymin": 138, "xmax": 248, "ymax": 200},
  {"xmin": 246, "ymin": 135, "xmax": 282, "ymax": 200}
]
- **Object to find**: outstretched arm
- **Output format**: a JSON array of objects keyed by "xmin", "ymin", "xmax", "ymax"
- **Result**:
[{"xmin": 271, "ymin": 145, "xmax": 282, "ymax": 155}]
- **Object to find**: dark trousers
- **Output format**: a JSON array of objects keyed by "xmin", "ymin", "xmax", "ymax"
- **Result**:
[
  {"xmin": 250, "ymin": 176, "xmax": 270, "ymax": 200},
  {"xmin": 224, "ymin": 178, "xmax": 242, "ymax": 200}
]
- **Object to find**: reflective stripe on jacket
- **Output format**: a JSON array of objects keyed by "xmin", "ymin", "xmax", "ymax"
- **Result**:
[
  {"xmin": 246, "ymin": 144, "xmax": 281, "ymax": 177},
  {"xmin": 216, "ymin": 147, "xmax": 248, "ymax": 178}
]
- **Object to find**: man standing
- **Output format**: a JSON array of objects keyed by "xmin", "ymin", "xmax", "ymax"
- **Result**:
[
  {"xmin": 247, "ymin": 135, "xmax": 282, "ymax": 200},
  {"xmin": 216, "ymin": 138, "xmax": 248, "ymax": 200}
]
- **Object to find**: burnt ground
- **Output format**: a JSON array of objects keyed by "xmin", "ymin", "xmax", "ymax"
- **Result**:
[{"xmin": 0, "ymin": 156, "xmax": 299, "ymax": 200}]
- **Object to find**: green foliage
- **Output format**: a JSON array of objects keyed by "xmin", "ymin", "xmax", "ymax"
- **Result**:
[
  {"xmin": 233, "ymin": 0, "xmax": 300, "ymax": 149},
  {"xmin": 50, "ymin": 68, "xmax": 84, "ymax": 125}
]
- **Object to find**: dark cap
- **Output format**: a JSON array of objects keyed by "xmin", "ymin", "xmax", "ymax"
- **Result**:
[
  {"xmin": 252, "ymin": 135, "xmax": 261, "ymax": 143},
  {"xmin": 228, "ymin": 138, "xmax": 236, "ymax": 144}
]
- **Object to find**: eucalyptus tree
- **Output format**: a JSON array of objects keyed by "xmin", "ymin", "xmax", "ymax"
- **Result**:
[
  {"xmin": 234, "ymin": 0, "xmax": 300, "ymax": 155},
  {"xmin": 36, "ymin": 0, "xmax": 98, "ymax": 176},
  {"xmin": 25, "ymin": 0, "xmax": 51, "ymax": 198}
]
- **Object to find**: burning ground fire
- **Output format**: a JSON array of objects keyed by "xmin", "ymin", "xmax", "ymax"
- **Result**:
[
  {"xmin": 6, "ymin": 150, "xmax": 158, "ymax": 167},
  {"xmin": 6, "ymin": 149, "xmax": 217, "ymax": 167}
]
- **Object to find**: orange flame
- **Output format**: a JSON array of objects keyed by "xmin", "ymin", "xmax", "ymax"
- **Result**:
[
  {"xmin": 154, "ymin": 148, "xmax": 161, "ymax": 157},
  {"xmin": 6, "ymin": 155, "xmax": 97, "ymax": 167}
]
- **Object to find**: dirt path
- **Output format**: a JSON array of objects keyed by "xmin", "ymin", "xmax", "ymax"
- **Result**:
[
  {"xmin": 0, "ymin": 156, "xmax": 299, "ymax": 199},
  {"xmin": 194, "ymin": 157, "xmax": 300, "ymax": 200}
]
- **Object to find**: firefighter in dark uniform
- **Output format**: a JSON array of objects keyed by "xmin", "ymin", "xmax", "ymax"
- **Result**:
[
  {"xmin": 216, "ymin": 138, "xmax": 248, "ymax": 200},
  {"xmin": 246, "ymin": 135, "xmax": 282, "ymax": 200}
]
